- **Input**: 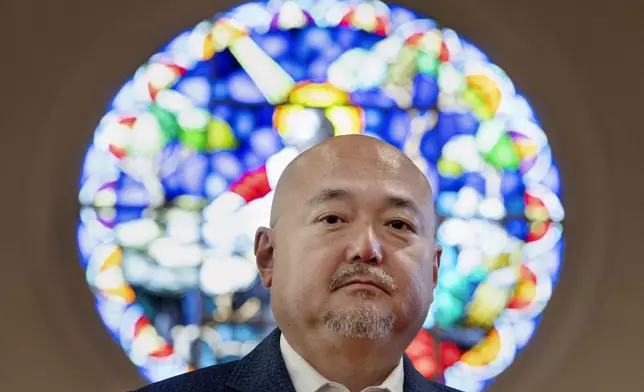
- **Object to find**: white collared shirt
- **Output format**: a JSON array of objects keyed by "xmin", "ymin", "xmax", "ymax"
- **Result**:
[{"xmin": 279, "ymin": 334, "xmax": 405, "ymax": 392}]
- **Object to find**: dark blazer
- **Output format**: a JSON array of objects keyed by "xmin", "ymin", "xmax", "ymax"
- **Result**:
[{"xmin": 132, "ymin": 329, "xmax": 461, "ymax": 392}]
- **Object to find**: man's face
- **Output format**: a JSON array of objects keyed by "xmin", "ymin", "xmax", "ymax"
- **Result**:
[{"xmin": 256, "ymin": 140, "xmax": 439, "ymax": 342}]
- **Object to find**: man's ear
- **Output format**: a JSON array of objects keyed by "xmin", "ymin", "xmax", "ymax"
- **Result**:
[
  {"xmin": 254, "ymin": 226, "xmax": 274, "ymax": 288},
  {"xmin": 432, "ymin": 245, "xmax": 442, "ymax": 288}
]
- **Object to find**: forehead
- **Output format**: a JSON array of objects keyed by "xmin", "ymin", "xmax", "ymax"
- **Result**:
[{"xmin": 292, "ymin": 150, "xmax": 431, "ymax": 209}]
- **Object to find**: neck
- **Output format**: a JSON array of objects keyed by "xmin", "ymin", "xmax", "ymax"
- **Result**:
[{"xmin": 284, "ymin": 328, "xmax": 404, "ymax": 392}]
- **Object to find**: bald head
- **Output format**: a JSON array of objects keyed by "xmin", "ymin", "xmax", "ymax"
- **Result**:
[
  {"xmin": 270, "ymin": 135, "xmax": 434, "ymax": 230},
  {"xmin": 255, "ymin": 134, "xmax": 441, "ymax": 359}
]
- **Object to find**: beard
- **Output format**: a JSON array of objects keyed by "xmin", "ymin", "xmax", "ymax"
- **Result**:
[{"xmin": 322, "ymin": 291, "xmax": 396, "ymax": 339}]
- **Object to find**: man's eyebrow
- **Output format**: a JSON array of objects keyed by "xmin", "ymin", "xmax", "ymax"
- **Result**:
[
  {"xmin": 386, "ymin": 196, "xmax": 422, "ymax": 217},
  {"xmin": 306, "ymin": 189, "xmax": 422, "ymax": 217},
  {"xmin": 306, "ymin": 188, "xmax": 352, "ymax": 206}
]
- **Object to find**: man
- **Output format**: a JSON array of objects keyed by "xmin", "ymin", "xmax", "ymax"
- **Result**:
[{"xmin": 133, "ymin": 135, "xmax": 461, "ymax": 392}]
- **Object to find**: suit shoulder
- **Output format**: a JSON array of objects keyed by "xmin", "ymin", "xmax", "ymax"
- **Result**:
[
  {"xmin": 131, "ymin": 361, "xmax": 239, "ymax": 392},
  {"xmin": 428, "ymin": 380, "xmax": 464, "ymax": 392}
]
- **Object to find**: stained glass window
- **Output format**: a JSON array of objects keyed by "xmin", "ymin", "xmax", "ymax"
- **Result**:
[{"xmin": 77, "ymin": 1, "xmax": 564, "ymax": 390}]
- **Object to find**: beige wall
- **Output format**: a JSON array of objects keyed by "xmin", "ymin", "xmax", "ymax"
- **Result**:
[{"xmin": 1, "ymin": 0, "xmax": 642, "ymax": 391}]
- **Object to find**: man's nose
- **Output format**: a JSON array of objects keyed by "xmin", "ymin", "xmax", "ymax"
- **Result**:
[{"xmin": 347, "ymin": 224, "xmax": 383, "ymax": 264}]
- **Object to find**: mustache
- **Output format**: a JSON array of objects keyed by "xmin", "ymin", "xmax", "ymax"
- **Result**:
[{"xmin": 328, "ymin": 263, "xmax": 398, "ymax": 293}]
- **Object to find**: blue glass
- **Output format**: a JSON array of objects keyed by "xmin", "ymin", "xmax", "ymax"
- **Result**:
[
  {"xmin": 211, "ymin": 49, "xmax": 238, "ymax": 79},
  {"xmin": 240, "ymin": 147, "xmax": 263, "ymax": 172},
  {"xmin": 256, "ymin": 32, "xmax": 290, "ymax": 59},
  {"xmin": 500, "ymin": 170, "xmax": 525, "ymax": 196},
  {"xmin": 279, "ymin": 58, "xmax": 307, "ymax": 81},
  {"xmin": 435, "ymin": 113, "xmax": 460, "ymax": 146},
  {"xmin": 228, "ymin": 71, "xmax": 267, "ymax": 104},
  {"xmin": 249, "ymin": 127, "xmax": 283, "ymax": 159},
  {"xmin": 212, "ymin": 80, "xmax": 229, "ymax": 101},
  {"xmin": 182, "ymin": 60, "xmax": 213, "ymax": 79},
  {"xmin": 463, "ymin": 172, "xmax": 486, "ymax": 194},
  {"xmin": 109, "ymin": 207, "xmax": 147, "ymax": 226},
  {"xmin": 210, "ymin": 151, "xmax": 244, "ymax": 181},
  {"xmin": 298, "ymin": 27, "xmax": 332, "ymax": 55},
  {"xmin": 385, "ymin": 110, "xmax": 411, "ymax": 148},
  {"xmin": 413, "ymin": 74, "xmax": 439, "ymax": 108},
  {"xmin": 182, "ymin": 289, "xmax": 204, "ymax": 325},
  {"xmin": 232, "ymin": 109, "xmax": 257, "ymax": 140},
  {"xmin": 254, "ymin": 106, "xmax": 275, "ymax": 128},
  {"xmin": 349, "ymin": 89, "xmax": 397, "ymax": 108},
  {"xmin": 308, "ymin": 58, "xmax": 330, "ymax": 82},
  {"xmin": 177, "ymin": 153, "xmax": 209, "ymax": 197},
  {"xmin": 420, "ymin": 129, "xmax": 442, "ymax": 163},
  {"xmin": 438, "ymin": 174, "xmax": 464, "ymax": 192},
  {"xmin": 506, "ymin": 219, "xmax": 529, "ymax": 241},
  {"xmin": 436, "ymin": 192, "xmax": 457, "ymax": 216},
  {"xmin": 115, "ymin": 175, "xmax": 152, "ymax": 207},
  {"xmin": 453, "ymin": 111, "xmax": 479, "ymax": 135},
  {"xmin": 505, "ymin": 195, "xmax": 526, "ymax": 217}
]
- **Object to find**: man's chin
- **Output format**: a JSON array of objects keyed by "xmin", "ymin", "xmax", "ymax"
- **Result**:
[{"xmin": 321, "ymin": 307, "xmax": 396, "ymax": 340}]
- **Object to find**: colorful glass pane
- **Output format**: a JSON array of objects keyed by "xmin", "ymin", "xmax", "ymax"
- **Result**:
[{"xmin": 77, "ymin": 1, "xmax": 564, "ymax": 390}]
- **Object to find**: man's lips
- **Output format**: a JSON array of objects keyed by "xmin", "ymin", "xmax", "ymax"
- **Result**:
[{"xmin": 340, "ymin": 278, "xmax": 390, "ymax": 294}]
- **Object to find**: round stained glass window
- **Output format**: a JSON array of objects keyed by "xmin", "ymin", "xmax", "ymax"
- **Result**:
[{"xmin": 77, "ymin": 1, "xmax": 564, "ymax": 390}]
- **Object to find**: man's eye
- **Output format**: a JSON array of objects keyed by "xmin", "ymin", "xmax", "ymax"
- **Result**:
[
  {"xmin": 322, "ymin": 215, "xmax": 342, "ymax": 225},
  {"xmin": 389, "ymin": 219, "xmax": 412, "ymax": 231}
]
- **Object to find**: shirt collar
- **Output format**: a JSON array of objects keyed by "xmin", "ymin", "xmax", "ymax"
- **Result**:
[{"xmin": 279, "ymin": 333, "xmax": 404, "ymax": 392}]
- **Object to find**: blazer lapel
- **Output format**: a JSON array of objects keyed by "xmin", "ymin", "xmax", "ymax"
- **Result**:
[
  {"xmin": 403, "ymin": 355, "xmax": 444, "ymax": 392},
  {"xmin": 225, "ymin": 328, "xmax": 296, "ymax": 392},
  {"xmin": 226, "ymin": 329, "xmax": 446, "ymax": 392}
]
